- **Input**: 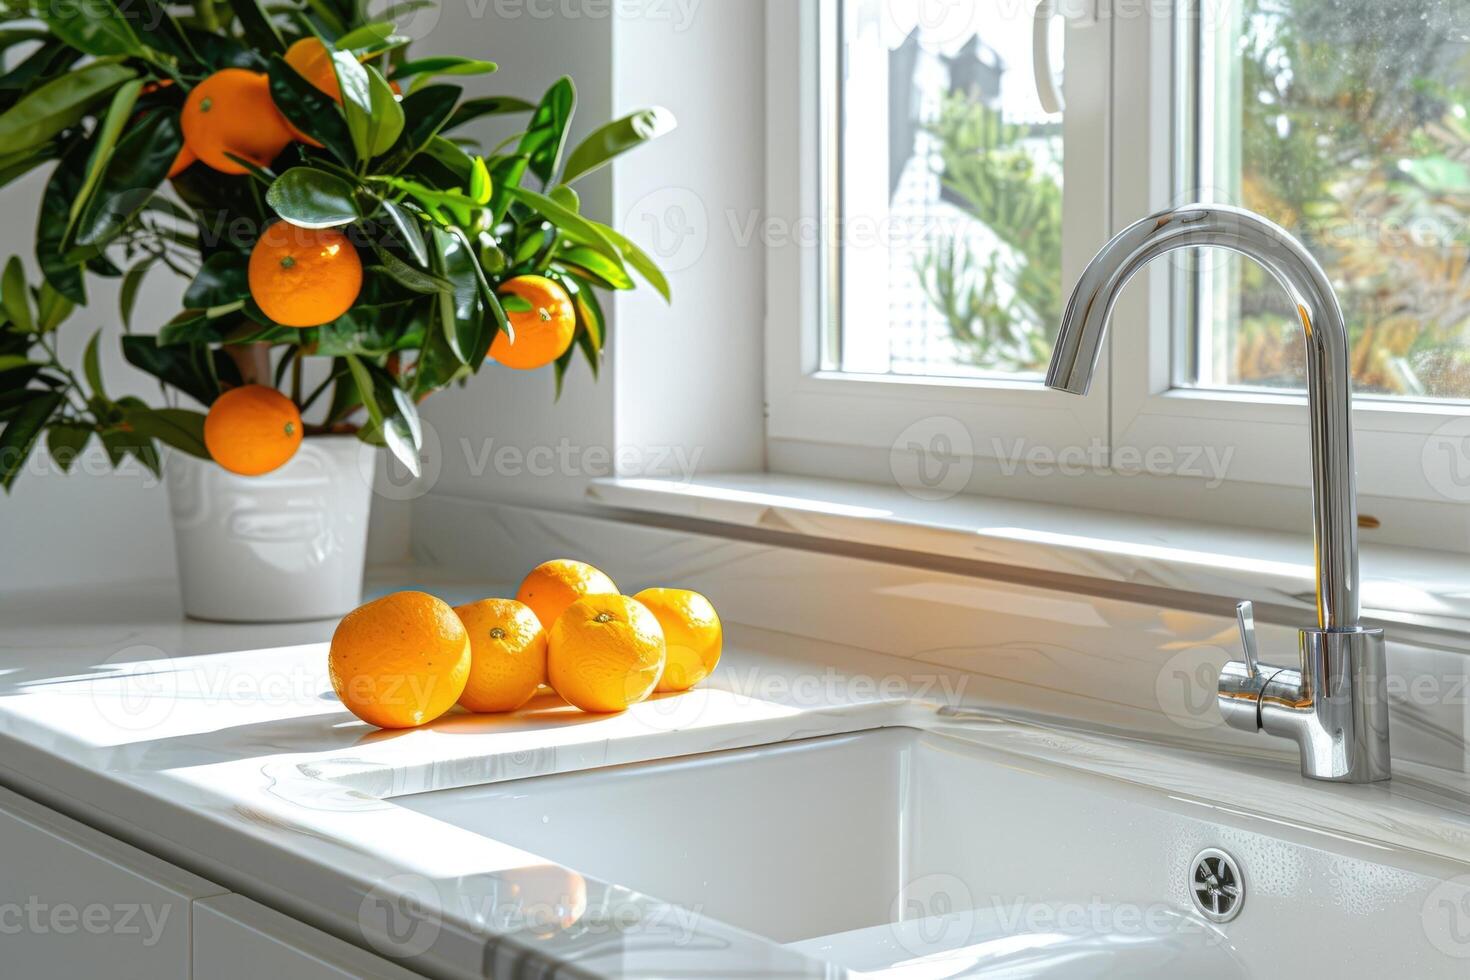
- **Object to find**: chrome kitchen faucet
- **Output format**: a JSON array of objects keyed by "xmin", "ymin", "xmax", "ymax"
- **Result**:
[{"xmin": 1045, "ymin": 204, "xmax": 1391, "ymax": 783}]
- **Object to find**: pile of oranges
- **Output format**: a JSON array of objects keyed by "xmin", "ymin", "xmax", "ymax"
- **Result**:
[{"xmin": 327, "ymin": 560, "xmax": 722, "ymax": 729}]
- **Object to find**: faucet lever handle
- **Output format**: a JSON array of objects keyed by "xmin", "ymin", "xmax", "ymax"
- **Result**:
[{"xmin": 1235, "ymin": 600, "xmax": 1260, "ymax": 680}]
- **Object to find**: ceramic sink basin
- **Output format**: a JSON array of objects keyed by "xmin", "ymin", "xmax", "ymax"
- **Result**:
[{"xmin": 396, "ymin": 727, "xmax": 1469, "ymax": 978}]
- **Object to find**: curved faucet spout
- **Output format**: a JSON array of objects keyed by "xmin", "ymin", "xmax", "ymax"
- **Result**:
[{"xmin": 1046, "ymin": 204, "xmax": 1359, "ymax": 629}]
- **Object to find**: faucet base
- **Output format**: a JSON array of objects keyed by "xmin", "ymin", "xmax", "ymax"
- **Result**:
[{"xmin": 1261, "ymin": 628, "xmax": 1391, "ymax": 783}]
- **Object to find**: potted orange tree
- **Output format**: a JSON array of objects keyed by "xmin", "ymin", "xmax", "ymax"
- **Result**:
[{"xmin": 0, "ymin": 0, "xmax": 672, "ymax": 620}]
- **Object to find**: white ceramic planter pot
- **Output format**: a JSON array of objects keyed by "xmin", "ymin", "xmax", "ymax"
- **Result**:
[{"xmin": 166, "ymin": 436, "xmax": 373, "ymax": 622}]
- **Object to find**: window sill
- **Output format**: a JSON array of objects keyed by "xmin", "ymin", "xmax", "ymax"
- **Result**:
[{"xmin": 587, "ymin": 473, "xmax": 1470, "ymax": 638}]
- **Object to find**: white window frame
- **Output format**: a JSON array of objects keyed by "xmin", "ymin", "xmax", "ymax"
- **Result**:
[
  {"xmin": 765, "ymin": 0, "xmax": 1470, "ymax": 531},
  {"xmin": 764, "ymin": 0, "xmax": 1111, "ymax": 472}
]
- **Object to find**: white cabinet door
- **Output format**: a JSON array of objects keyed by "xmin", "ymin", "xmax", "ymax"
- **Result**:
[
  {"xmin": 193, "ymin": 894, "xmax": 425, "ymax": 980},
  {"xmin": 0, "ymin": 784, "xmax": 223, "ymax": 979}
]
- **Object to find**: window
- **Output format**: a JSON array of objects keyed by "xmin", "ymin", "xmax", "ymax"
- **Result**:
[
  {"xmin": 765, "ymin": 0, "xmax": 1470, "ymax": 529},
  {"xmin": 1179, "ymin": 0, "xmax": 1470, "ymax": 401},
  {"xmin": 831, "ymin": 0, "xmax": 1066, "ymax": 381}
]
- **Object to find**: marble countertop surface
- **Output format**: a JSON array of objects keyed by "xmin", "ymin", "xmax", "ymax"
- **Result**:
[
  {"xmin": 3, "ymin": 567, "xmax": 1469, "ymax": 979},
  {"xmin": 589, "ymin": 473, "xmax": 1470, "ymax": 637}
]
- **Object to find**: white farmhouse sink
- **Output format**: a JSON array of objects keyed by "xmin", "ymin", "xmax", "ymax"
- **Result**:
[{"xmin": 397, "ymin": 727, "xmax": 1469, "ymax": 978}]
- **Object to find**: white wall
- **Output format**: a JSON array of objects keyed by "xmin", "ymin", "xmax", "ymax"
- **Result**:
[{"xmin": 415, "ymin": 0, "xmax": 768, "ymax": 564}]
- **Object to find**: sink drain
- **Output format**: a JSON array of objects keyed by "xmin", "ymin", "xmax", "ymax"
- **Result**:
[{"xmin": 1190, "ymin": 848, "xmax": 1244, "ymax": 923}]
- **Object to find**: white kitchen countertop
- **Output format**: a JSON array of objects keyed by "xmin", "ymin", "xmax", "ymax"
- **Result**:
[{"xmin": 2, "ymin": 567, "xmax": 1469, "ymax": 978}]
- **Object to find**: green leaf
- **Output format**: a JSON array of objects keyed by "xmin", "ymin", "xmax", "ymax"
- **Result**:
[
  {"xmin": 518, "ymin": 77, "xmax": 576, "ymax": 186},
  {"xmin": 184, "ymin": 252, "xmax": 249, "ymax": 308},
  {"xmin": 549, "ymin": 184, "xmax": 578, "ymax": 213},
  {"xmin": 0, "ymin": 41, "xmax": 82, "ymax": 95},
  {"xmin": 430, "ymin": 225, "xmax": 483, "ymax": 364},
  {"xmin": 83, "ymin": 329, "xmax": 106, "ymax": 399},
  {"xmin": 373, "ymin": 84, "xmax": 460, "ymax": 174},
  {"xmin": 335, "ymin": 54, "xmax": 403, "ymax": 160},
  {"xmin": 468, "ymin": 157, "xmax": 492, "ymax": 204},
  {"xmin": 332, "ymin": 49, "xmax": 375, "ymax": 161},
  {"xmin": 226, "ymin": 0, "xmax": 285, "ymax": 54},
  {"xmin": 68, "ymin": 108, "xmax": 182, "ymax": 254},
  {"xmin": 556, "ymin": 245, "xmax": 635, "ymax": 290},
  {"xmin": 488, "ymin": 154, "xmax": 529, "ymax": 224},
  {"xmin": 446, "ymin": 95, "xmax": 535, "ymax": 131},
  {"xmin": 122, "ymin": 406, "xmax": 210, "ymax": 460},
  {"xmin": 121, "ymin": 335, "xmax": 241, "ymax": 407},
  {"xmin": 571, "ymin": 277, "xmax": 605, "ymax": 354},
  {"xmin": 385, "ymin": 176, "xmax": 478, "ymax": 227},
  {"xmin": 378, "ymin": 199, "xmax": 428, "ymax": 267},
  {"xmin": 47, "ymin": 423, "xmax": 92, "ymax": 473},
  {"xmin": 0, "ymin": 391, "xmax": 62, "ymax": 490},
  {"xmin": 40, "ymin": 0, "xmax": 148, "ymax": 60},
  {"xmin": 418, "ymin": 135, "xmax": 474, "ymax": 184},
  {"xmin": 373, "ymin": 245, "xmax": 451, "ymax": 294},
  {"xmin": 0, "ymin": 60, "xmax": 136, "ymax": 155},
  {"xmin": 1, "ymin": 257, "xmax": 34, "ymax": 334},
  {"xmin": 119, "ymin": 259, "xmax": 154, "ymax": 330},
  {"xmin": 390, "ymin": 57, "xmax": 497, "ymax": 85},
  {"xmin": 266, "ymin": 167, "xmax": 360, "ymax": 228},
  {"xmin": 500, "ymin": 294, "xmax": 533, "ymax": 313},
  {"xmin": 65, "ymin": 78, "xmax": 143, "ymax": 244},
  {"xmin": 592, "ymin": 222, "xmax": 671, "ymax": 302},
  {"xmin": 158, "ymin": 310, "xmax": 215, "ymax": 347},
  {"xmin": 36, "ymin": 280, "xmax": 73, "ymax": 332},
  {"xmin": 561, "ymin": 107, "xmax": 675, "ymax": 185},
  {"xmin": 334, "ymin": 22, "xmax": 398, "ymax": 50},
  {"xmin": 364, "ymin": 65, "xmax": 405, "ymax": 157},
  {"xmin": 344, "ymin": 353, "xmax": 421, "ymax": 477},
  {"xmin": 0, "ymin": 143, "xmax": 59, "ymax": 195},
  {"xmin": 100, "ymin": 421, "xmax": 160, "ymax": 477},
  {"xmin": 37, "ymin": 141, "xmax": 91, "ymax": 304},
  {"xmin": 505, "ymin": 184, "xmax": 624, "ymax": 267},
  {"xmin": 268, "ymin": 54, "xmax": 355, "ymax": 166}
]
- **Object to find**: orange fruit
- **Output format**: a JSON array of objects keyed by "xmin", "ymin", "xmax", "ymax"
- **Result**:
[
  {"xmin": 181, "ymin": 68, "xmax": 293, "ymax": 174},
  {"xmin": 248, "ymin": 221, "xmax": 363, "ymax": 327},
  {"xmin": 454, "ymin": 598, "xmax": 547, "ymax": 713},
  {"xmin": 167, "ymin": 141, "xmax": 196, "ymax": 178},
  {"xmin": 488, "ymin": 276, "xmax": 576, "ymax": 370},
  {"xmin": 277, "ymin": 37, "xmax": 338, "ymax": 147},
  {"xmin": 633, "ymin": 588, "xmax": 722, "ymax": 692},
  {"xmin": 547, "ymin": 595, "xmax": 666, "ymax": 713},
  {"xmin": 328, "ymin": 591, "xmax": 471, "ymax": 729},
  {"xmin": 515, "ymin": 559, "xmax": 618, "ymax": 631},
  {"xmin": 285, "ymin": 37, "xmax": 342, "ymax": 101},
  {"xmin": 204, "ymin": 385, "xmax": 303, "ymax": 476}
]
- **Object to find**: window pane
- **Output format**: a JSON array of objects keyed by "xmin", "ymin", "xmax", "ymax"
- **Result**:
[
  {"xmin": 829, "ymin": 0, "xmax": 1064, "ymax": 380},
  {"xmin": 1181, "ymin": 0, "xmax": 1470, "ymax": 400}
]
